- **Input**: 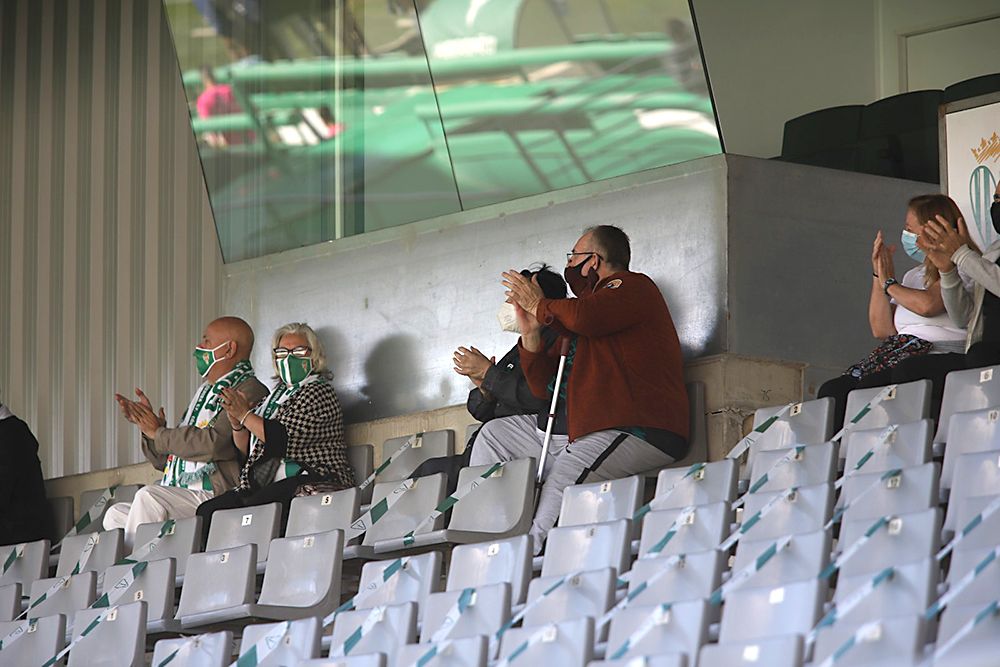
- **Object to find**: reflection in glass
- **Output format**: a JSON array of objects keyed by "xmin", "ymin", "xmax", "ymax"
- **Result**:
[{"xmin": 164, "ymin": 0, "xmax": 720, "ymax": 263}]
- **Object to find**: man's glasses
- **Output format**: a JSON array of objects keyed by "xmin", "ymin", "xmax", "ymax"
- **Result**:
[
  {"xmin": 566, "ymin": 251, "xmax": 603, "ymax": 263},
  {"xmin": 273, "ymin": 346, "xmax": 311, "ymax": 359}
]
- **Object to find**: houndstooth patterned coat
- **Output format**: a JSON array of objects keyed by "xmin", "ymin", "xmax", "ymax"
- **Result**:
[{"xmin": 238, "ymin": 380, "xmax": 355, "ymax": 493}]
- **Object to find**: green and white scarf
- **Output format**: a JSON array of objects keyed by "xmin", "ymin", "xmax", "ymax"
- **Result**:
[
  {"xmin": 251, "ymin": 373, "xmax": 324, "ymax": 481},
  {"xmin": 161, "ymin": 360, "xmax": 256, "ymax": 490}
]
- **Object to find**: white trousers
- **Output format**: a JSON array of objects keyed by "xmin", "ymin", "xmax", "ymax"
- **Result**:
[{"xmin": 103, "ymin": 485, "xmax": 214, "ymax": 549}]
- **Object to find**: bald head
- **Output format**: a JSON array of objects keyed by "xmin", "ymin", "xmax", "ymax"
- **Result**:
[{"xmin": 206, "ymin": 316, "xmax": 254, "ymax": 360}]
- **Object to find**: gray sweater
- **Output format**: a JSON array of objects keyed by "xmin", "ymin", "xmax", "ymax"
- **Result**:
[{"xmin": 940, "ymin": 239, "xmax": 1000, "ymax": 352}]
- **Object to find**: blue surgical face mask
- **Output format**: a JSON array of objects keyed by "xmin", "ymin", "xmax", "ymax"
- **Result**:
[{"xmin": 901, "ymin": 229, "xmax": 925, "ymax": 262}]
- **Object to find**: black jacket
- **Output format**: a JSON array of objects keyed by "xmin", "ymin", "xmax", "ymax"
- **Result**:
[
  {"xmin": 0, "ymin": 415, "xmax": 53, "ymax": 545},
  {"xmin": 466, "ymin": 328, "xmax": 558, "ymax": 423}
]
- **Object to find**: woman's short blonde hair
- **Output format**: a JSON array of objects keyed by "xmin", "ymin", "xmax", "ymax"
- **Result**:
[{"xmin": 270, "ymin": 322, "xmax": 330, "ymax": 377}]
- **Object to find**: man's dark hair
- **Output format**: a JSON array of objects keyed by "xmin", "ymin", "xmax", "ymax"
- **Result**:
[
  {"xmin": 521, "ymin": 263, "xmax": 567, "ymax": 299},
  {"xmin": 585, "ymin": 225, "xmax": 630, "ymax": 270}
]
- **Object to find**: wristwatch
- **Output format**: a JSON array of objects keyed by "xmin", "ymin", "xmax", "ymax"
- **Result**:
[{"xmin": 882, "ymin": 278, "xmax": 898, "ymax": 295}]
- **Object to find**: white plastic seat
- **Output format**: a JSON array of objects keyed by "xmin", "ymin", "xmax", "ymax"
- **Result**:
[
  {"xmin": 150, "ymin": 630, "xmax": 233, "ymax": 667},
  {"xmin": 0, "ymin": 539, "xmax": 49, "ymax": 589},
  {"xmin": 652, "ymin": 459, "xmax": 737, "ymax": 510},
  {"xmin": 637, "ymin": 503, "xmax": 731, "ymax": 559},
  {"xmin": 719, "ymin": 578, "xmax": 825, "ymax": 643},
  {"xmin": 842, "ymin": 420, "xmax": 932, "ymax": 475},
  {"xmin": 175, "ymin": 544, "xmax": 256, "ymax": 628},
  {"xmin": 942, "ymin": 406, "xmax": 1000, "ymax": 491},
  {"xmin": 50, "ymin": 496, "xmax": 75, "ymax": 539},
  {"xmin": 56, "ymin": 529, "xmax": 124, "ymax": 577},
  {"xmin": 299, "ymin": 656, "xmax": 386, "ymax": 667},
  {"xmin": 67, "ymin": 600, "xmax": 147, "ymax": 667},
  {"xmin": 738, "ymin": 483, "xmax": 833, "ymax": 541},
  {"xmin": 347, "ymin": 444, "xmax": 374, "ymax": 485},
  {"xmin": 936, "ymin": 365, "xmax": 1000, "ymax": 443},
  {"xmin": 286, "ymin": 488, "xmax": 360, "ymax": 541},
  {"xmin": 205, "ymin": 502, "xmax": 280, "ymax": 566},
  {"xmin": 944, "ymin": 452, "xmax": 1000, "ymax": 531},
  {"xmin": 447, "ymin": 535, "xmax": 532, "ymax": 605},
  {"xmin": 373, "ymin": 460, "xmax": 536, "ymax": 553},
  {"xmin": 328, "ymin": 601, "xmax": 416, "ymax": 666},
  {"xmin": 946, "ymin": 545, "xmax": 1000, "ymax": 609},
  {"xmin": 605, "ymin": 599, "xmax": 708, "ymax": 662},
  {"xmin": 698, "ymin": 634, "xmax": 803, "ymax": 667},
  {"xmin": 937, "ymin": 602, "xmax": 1000, "ymax": 667},
  {"xmin": 844, "ymin": 380, "xmax": 931, "ymax": 434},
  {"xmin": 396, "ymin": 636, "xmax": 487, "ymax": 667},
  {"xmin": 524, "ymin": 568, "xmax": 615, "ymax": 632},
  {"xmin": 813, "ymin": 615, "xmax": 926, "ymax": 667},
  {"xmin": 542, "ymin": 519, "xmax": 631, "ymax": 577},
  {"xmin": 837, "ymin": 508, "xmax": 940, "ymax": 578},
  {"xmin": 100, "ymin": 558, "xmax": 178, "ymax": 633},
  {"xmin": 131, "ymin": 516, "xmax": 201, "ymax": 578},
  {"xmin": 834, "ymin": 558, "xmax": 937, "ymax": 626},
  {"xmin": 748, "ymin": 398, "xmax": 833, "ymax": 470},
  {"xmin": 357, "ymin": 552, "xmax": 440, "ymax": 618},
  {"xmin": 358, "ymin": 474, "xmax": 447, "ymax": 559},
  {"xmin": 240, "ymin": 617, "xmax": 322, "ymax": 665},
  {"xmin": 420, "ymin": 583, "xmax": 509, "ymax": 642},
  {"xmin": 378, "ymin": 430, "xmax": 454, "ymax": 483},
  {"xmin": 625, "ymin": 549, "xmax": 724, "ymax": 605},
  {"xmin": 0, "ymin": 584, "xmax": 19, "ymax": 622},
  {"xmin": 0, "ymin": 614, "xmax": 66, "ymax": 667},
  {"xmin": 559, "ymin": 476, "xmax": 642, "ymax": 527},
  {"xmin": 840, "ymin": 463, "xmax": 939, "ymax": 524},
  {"xmin": 747, "ymin": 441, "xmax": 836, "ymax": 491},
  {"xmin": 498, "ymin": 617, "xmax": 593, "ymax": 667},
  {"xmin": 732, "ymin": 530, "xmax": 830, "ymax": 588},
  {"xmin": 587, "ymin": 654, "xmax": 687, "ymax": 667},
  {"xmin": 27, "ymin": 572, "xmax": 96, "ymax": 618},
  {"xmin": 949, "ymin": 493, "xmax": 1000, "ymax": 552},
  {"xmin": 79, "ymin": 485, "xmax": 142, "ymax": 535}
]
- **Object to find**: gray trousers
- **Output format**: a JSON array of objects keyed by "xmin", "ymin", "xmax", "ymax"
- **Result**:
[{"xmin": 470, "ymin": 414, "xmax": 674, "ymax": 554}]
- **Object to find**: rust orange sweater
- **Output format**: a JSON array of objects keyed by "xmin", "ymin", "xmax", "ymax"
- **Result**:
[{"xmin": 519, "ymin": 270, "xmax": 689, "ymax": 442}]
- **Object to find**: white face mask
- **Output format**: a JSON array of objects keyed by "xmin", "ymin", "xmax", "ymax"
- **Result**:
[{"xmin": 497, "ymin": 301, "xmax": 520, "ymax": 333}]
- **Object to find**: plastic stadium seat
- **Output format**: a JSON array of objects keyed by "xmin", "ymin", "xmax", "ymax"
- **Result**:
[
  {"xmin": 949, "ymin": 493, "xmax": 1000, "ymax": 552},
  {"xmin": 498, "ymin": 617, "xmax": 594, "ymax": 667},
  {"xmin": 698, "ymin": 634, "xmax": 803, "ymax": 667},
  {"xmin": 447, "ymin": 535, "xmax": 532, "ymax": 605},
  {"xmin": 28, "ymin": 572, "xmax": 96, "ymax": 618},
  {"xmin": 378, "ymin": 430, "xmax": 454, "ymax": 483},
  {"xmin": 937, "ymin": 602, "xmax": 1000, "ymax": 667},
  {"xmin": 946, "ymin": 545, "xmax": 1000, "ymax": 609},
  {"xmin": 843, "ymin": 380, "xmax": 931, "ymax": 434},
  {"xmin": 857, "ymin": 90, "xmax": 942, "ymax": 183},
  {"xmin": 842, "ymin": 420, "xmax": 932, "ymax": 474},
  {"xmin": 747, "ymin": 441, "xmax": 836, "ymax": 491},
  {"xmin": 347, "ymin": 444, "xmax": 374, "ymax": 484},
  {"xmin": 588, "ymin": 655, "xmax": 686, "ymax": 667},
  {"xmin": 732, "ymin": 530, "xmax": 830, "ymax": 588},
  {"xmin": 328, "ymin": 602, "xmax": 417, "ymax": 666},
  {"xmin": 625, "ymin": 549, "xmax": 724, "ymax": 605},
  {"xmin": 420, "ymin": 582, "xmax": 509, "ymax": 642},
  {"xmin": 813, "ymin": 615, "xmax": 926, "ymax": 667},
  {"xmin": 0, "ymin": 584, "xmax": 19, "ymax": 622},
  {"xmin": 780, "ymin": 104, "xmax": 863, "ymax": 171},
  {"xmin": 205, "ymin": 502, "xmax": 281, "ymax": 566},
  {"xmin": 100, "ymin": 558, "xmax": 178, "ymax": 633},
  {"xmin": 175, "ymin": 544, "xmax": 256, "ymax": 627},
  {"xmin": 286, "ymin": 488, "xmax": 360, "ymax": 542},
  {"xmin": 464, "ymin": 423, "xmax": 480, "ymax": 445},
  {"xmin": 299, "ymin": 656, "xmax": 386, "ymax": 667},
  {"xmin": 605, "ymin": 599, "xmax": 708, "ymax": 662},
  {"xmin": 396, "ymin": 635, "xmax": 487, "ymax": 667},
  {"xmin": 677, "ymin": 381, "xmax": 709, "ymax": 469},
  {"xmin": 739, "ymin": 483, "xmax": 833, "ymax": 541},
  {"xmin": 943, "ymin": 73, "xmax": 1000, "ymax": 103},
  {"xmin": 718, "ymin": 579, "xmax": 825, "ymax": 643},
  {"xmin": 936, "ymin": 365, "xmax": 1000, "ymax": 443},
  {"xmin": 0, "ymin": 539, "xmax": 49, "ymax": 589},
  {"xmin": 240, "ymin": 617, "xmax": 322, "ymax": 665},
  {"xmin": 748, "ymin": 398, "xmax": 834, "ymax": 470},
  {"xmin": 49, "ymin": 496, "xmax": 74, "ymax": 540},
  {"xmin": 524, "ymin": 568, "xmax": 615, "ymax": 634},
  {"xmin": 373, "ymin": 459, "xmax": 536, "ymax": 553},
  {"xmin": 542, "ymin": 520, "xmax": 631, "ymax": 577},
  {"xmin": 837, "ymin": 508, "xmax": 941, "ymax": 578},
  {"xmin": 359, "ymin": 473, "xmax": 447, "ymax": 558},
  {"xmin": 637, "ymin": 503, "xmax": 731, "ymax": 559},
  {"xmin": 151, "ymin": 631, "xmax": 233, "ymax": 667},
  {"xmin": 0, "ymin": 614, "xmax": 66, "ymax": 667},
  {"xmin": 356, "ymin": 552, "xmax": 441, "ymax": 619},
  {"xmin": 56, "ymin": 529, "xmax": 124, "ymax": 577},
  {"xmin": 834, "ymin": 559, "xmax": 937, "ymax": 626},
  {"xmin": 67, "ymin": 601, "xmax": 146, "ymax": 667},
  {"xmin": 944, "ymin": 452, "xmax": 1000, "ymax": 531},
  {"xmin": 942, "ymin": 406, "xmax": 1000, "ymax": 492},
  {"xmin": 651, "ymin": 459, "xmax": 737, "ymax": 509},
  {"xmin": 131, "ymin": 516, "xmax": 201, "ymax": 578},
  {"xmin": 79, "ymin": 485, "xmax": 142, "ymax": 535},
  {"xmin": 840, "ymin": 463, "xmax": 939, "ymax": 524},
  {"xmin": 559, "ymin": 476, "xmax": 642, "ymax": 527}
]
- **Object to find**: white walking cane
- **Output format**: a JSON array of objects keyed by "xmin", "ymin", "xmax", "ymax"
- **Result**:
[{"xmin": 536, "ymin": 338, "xmax": 572, "ymax": 497}]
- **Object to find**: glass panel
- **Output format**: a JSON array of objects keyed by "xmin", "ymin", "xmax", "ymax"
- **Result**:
[{"xmin": 420, "ymin": 0, "xmax": 721, "ymax": 208}]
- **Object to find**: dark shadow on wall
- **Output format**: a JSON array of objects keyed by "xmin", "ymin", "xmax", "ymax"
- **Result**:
[{"xmin": 342, "ymin": 333, "xmax": 428, "ymax": 423}]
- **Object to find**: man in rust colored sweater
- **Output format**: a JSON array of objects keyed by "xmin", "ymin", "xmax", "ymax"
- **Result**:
[{"xmin": 471, "ymin": 225, "xmax": 689, "ymax": 554}]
